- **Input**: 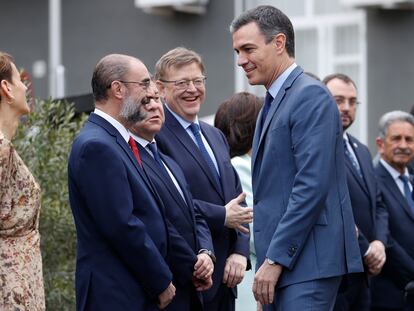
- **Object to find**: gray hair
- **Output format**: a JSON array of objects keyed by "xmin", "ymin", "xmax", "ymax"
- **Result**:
[
  {"xmin": 230, "ymin": 5, "xmax": 295, "ymax": 58},
  {"xmin": 378, "ymin": 110, "xmax": 414, "ymax": 139}
]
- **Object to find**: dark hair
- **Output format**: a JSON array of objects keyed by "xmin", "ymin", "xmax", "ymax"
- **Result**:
[
  {"xmin": 230, "ymin": 5, "xmax": 295, "ymax": 58},
  {"xmin": 91, "ymin": 54, "xmax": 133, "ymax": 102},
  {"xmin": 214, "ymin": 92, "xmax": 262, "ymax": 158},
  {"xmin": 0, "ymin": 51, "xmax": 14, "ymax": 101},
  {"xmin": 322, "ymin": 73, "xmax": 357, "ymax": 90}
]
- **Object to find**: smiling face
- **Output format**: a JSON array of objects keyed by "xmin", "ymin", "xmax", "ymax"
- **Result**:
[
  {"xmin": 157, "ymin": 62, "xmax": 205, "ymax": 122},
  {"xmin": 232, "ymin": 22, "xmax": 283, "ymax": 89}
]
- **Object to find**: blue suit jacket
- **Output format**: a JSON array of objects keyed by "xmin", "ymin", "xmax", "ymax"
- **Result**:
[
  {"xmin": 252, "ymin": 66, "xmax": 363, "ymax": 289},
  {"xmin": 156, "ymin": 109, "xmax": 250, "ymax": 302},
  {"xmin": 371, "ymin": 162, "xmax": 414, "ymax": 309},
  {"xmin": 137, "ymin": 143, "xmax": 214, "ymax": 310},
  {"xmin": 68, "ymin": 113, "xmax": 174, "ymax": 311},
  {"xmin": 345, "ymin": 134, "xmax": 388, "ymax": 257}
]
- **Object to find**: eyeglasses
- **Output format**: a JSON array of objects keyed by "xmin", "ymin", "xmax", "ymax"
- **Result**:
[
  {"xmin": 334, "ymin": 96, "xmax": 360, "ymax": 107},
  {"xmin": 159, "ymin": 77, "xmax": 206, "ymax": 90},
  {"xmin": 107, "ymin": 79, "xmax": 151, "ymax": 90}
]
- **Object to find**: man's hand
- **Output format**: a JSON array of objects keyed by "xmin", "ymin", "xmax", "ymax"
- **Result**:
[
  {"xmin": 224, "ymin": 193, "xmax": 253, "ymax": 233},
  {"xmin": 252, "ymin": 260, "xmax": 283, "ymax": 305},
  {"xmin": 223, "ymin": 253, "xmax": 247, "ymax": 288},
  {"xmin": 193, "ymin": 275, "xmax": 213, "ymax": 291},
  {"xmin": 194, "ymin": 253, "xmax": 214, "ymax": 280},
  {"xmin": 158, "ymin": 282, "xmax": 176, "ymax": 309},
  {"xmin": 364, "ymin": 240, "xmax": 386, "ymax": 276}
]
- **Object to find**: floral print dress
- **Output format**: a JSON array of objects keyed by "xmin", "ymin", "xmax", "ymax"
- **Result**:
[{"xmin": 0, "ymin": 131, "xmax": 45, "ymax": 311}]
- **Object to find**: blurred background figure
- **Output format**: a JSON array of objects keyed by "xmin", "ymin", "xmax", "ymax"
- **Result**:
[
  {"xmin": 0, "ymin": 51, "xmax": 45, "ymax": 310},
  {"xmin": 215, "ymin": 91, "xmax": 262, "ymax": 311}
]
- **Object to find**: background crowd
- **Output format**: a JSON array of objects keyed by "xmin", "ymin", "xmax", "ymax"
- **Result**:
[{"xmin": 1, "ymin": 4, "xmax": 414, "ymax": 311}]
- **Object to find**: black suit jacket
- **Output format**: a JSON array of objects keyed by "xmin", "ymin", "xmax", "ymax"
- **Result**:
[
  {"xmin": 345, "ymin": 134, "xmax": 388, "ymax": 256},
  {"xmin": 137, "ymin": 142, "xmax": 214, "ymax": 311},
  {"xmin": 371, "ymin": 161, "xmax": 414, "ymax": 309},
  {"xmin": 156, "ymin": 108, "xmax": 250, "ymax": 303}
]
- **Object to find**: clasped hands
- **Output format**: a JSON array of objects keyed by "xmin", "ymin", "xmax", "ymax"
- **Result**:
[{"xmin": 364, "ymin": 240, "xmax": 386, "ymax": 276}]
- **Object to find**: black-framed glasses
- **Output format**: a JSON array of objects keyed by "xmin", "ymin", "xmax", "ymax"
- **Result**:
[
  {"xmin": 159, "ymin": 77, "xmax": 206, "ymax": 90},
  {"xmin": 107, "ymin": 79, "xmax": 151, "ymax": 90}
]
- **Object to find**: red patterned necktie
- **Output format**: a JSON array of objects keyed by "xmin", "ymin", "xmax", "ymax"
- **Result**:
[{"xmin": 128, "ymin": 136, "xmax": 142, "ymax": 168}]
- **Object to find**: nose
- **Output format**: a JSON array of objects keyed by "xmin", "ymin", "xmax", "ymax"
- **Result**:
[
  {"xmin": 185, "ymin": 81, "xmax": 198, "ymax": 92},
  {"xmin": 237, "ymin": 53, "xmax": 248, "ymax": 67}
]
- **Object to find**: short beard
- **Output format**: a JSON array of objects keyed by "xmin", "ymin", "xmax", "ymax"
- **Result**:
[{"xmin": 120, "ymin": 94, "xmax": 148, "ymax": 127}]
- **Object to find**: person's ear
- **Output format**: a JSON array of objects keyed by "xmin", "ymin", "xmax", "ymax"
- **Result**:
[
  {"xmin": 273, "ymin": 33, "xmax": 287, "ymax": 55},
  {"xmin": 109, "ymin": 81, "xmax": 124, "ymax": 100},
  {"xmin": 0, "ymin": 79, "xmax": 14, "ymax": 103}
]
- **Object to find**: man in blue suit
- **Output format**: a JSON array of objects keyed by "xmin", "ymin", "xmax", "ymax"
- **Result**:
[
  {"xmin": 371, "ymin": 111, "xmax": 414, "ymax": 311},
  {"xmin": 68, "ymin": 54, "xmax": 177, "ymax": 310},
  {"xmin": 231, "ymin": 6, "xmax": 363, "ymax": 310},
  {"xmin": 129, "ymin": 82, "xmax": 215, "ymax": 310},
  {"xmin": 324, "ymin": 73, "xmax": 388, "ymax": 311},
  {"xmin": 155, "ymin": 47, "xmax": 253, "ymax": 311}
]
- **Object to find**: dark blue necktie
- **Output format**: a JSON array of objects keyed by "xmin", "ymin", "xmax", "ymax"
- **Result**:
[
  {"xmin": 147, "ymin": 142, "xmax": 170, "ymax": 178},
  {"xmin": 260, "ymin": 91, "xmax": 273, "ymax": 128},
  {"xmin": 189, "ymin": 123, "xmax": 221, "ymax": 186},
  {"xmin": 343, "ymin": 139, "xmax": 363, "ymax": 179},
  {"xmin": 399, "ymin": 175, "xmax": 414, "ymax": 214}
]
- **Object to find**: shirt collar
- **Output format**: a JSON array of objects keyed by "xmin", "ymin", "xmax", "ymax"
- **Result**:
[
  {"xmin": 267, "ymin": 63, "xmax": 298, "ymax": 99},
  {"xmin": 380, "ymin": 158, "xmax": 410, "ymax": 180},
  {"xmin": 164, "ymin": 103, "xmax": 200, "ymax": 130},
  {"xmin": 129, "ymin": 132, "xmax": 155, "ymax": 149},
  {"xmin": 94, "ymin": 108, "xmax": 130, "ymax": 143}
]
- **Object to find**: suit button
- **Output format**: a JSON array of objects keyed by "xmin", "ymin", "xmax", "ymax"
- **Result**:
[{"xmin": 253, "ymin": 199, "xmax": 258, "ymax": 205}]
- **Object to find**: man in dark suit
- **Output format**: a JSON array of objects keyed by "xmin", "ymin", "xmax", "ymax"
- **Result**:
[
  {"xmin": 230, "ymin": 6, "xmax": 363, "ymax": 310},
  {"xmin": 324, "ymin": 73, "xmax": 388, "ymax": 311},
  {"xmin": 129, "ymin": 82, "xmax": 215, "ymax": 310},
  {"xmin": 371, "ymin": 110, "xmax": 414, "ymax": 311},
  {"xmin": 154, "ymin": 47, "xmax": 253, "ymax": 311},
  {"xmin": 68, "ymin": 54, "xmax": 177, "ymax": 310}
]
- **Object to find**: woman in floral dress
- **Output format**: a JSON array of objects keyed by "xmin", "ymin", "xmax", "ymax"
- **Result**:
[{"xmin": 0, "ymin": 51, "xmax": 45, "ymax": 310}]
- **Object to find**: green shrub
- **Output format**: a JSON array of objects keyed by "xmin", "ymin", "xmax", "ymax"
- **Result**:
[{"xmin": 14, "ymin": 98, "xmax": 87, "ymax": 310}]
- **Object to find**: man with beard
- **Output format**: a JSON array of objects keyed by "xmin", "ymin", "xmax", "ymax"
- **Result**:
[
  {"xmin": 68, "ymin": 54, "xmax": 176, "ymax": 311},
  {"xmin": 324, "ymin": 73, "xmax": 388, "ymax": 311},
  {"xmin": 371, "ymin": 111, "xmax": 414, "ymax": 311}
]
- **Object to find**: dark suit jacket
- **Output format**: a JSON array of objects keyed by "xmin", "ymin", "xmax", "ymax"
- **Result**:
[
  {"xmin": 137, "ymin": 142, "xmax": 214, "ymax": 310},
  {"xmin": 251, "ymin": 66, "xmax": 362, "ymax": 290},
  {"xmin": 156, "ymin": 108, "xmax": 250, "ymax": 302},
  {"xmin": 371, "ymin": 162, "xmax": 414, "ymax": 309},
  {"xmin": 345, "ymin": 134, "xmax": 388, "ymax": 257},
  {"xmin": 68, "ymin": 113, "xmax": 175, "ymax": 310}
]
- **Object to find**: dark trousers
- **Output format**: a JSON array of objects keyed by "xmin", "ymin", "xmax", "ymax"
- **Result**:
[
  {"xmin": 334, "ymin": 273, "xmax": 370, "ymax": 311},
  {"xmin": 204, "ymin": 284, "xmax": 235, "ymax": 311}
]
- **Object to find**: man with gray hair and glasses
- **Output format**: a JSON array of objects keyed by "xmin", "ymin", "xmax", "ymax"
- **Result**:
[{"xmin": 371, "ymin": 110, "xmax": 414, "ymax": 311}]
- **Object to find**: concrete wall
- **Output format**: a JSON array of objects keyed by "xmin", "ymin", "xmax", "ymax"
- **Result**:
[
  {"xmin": 1, "ymin": 0, "xmax": 236, "ymax": 117},
  {"xmin": 1, "ymin": 0, "xmax": 49, "ymax": 99},
  {"xmin": 366, "ymin": 8, "xmax": 414, "ymax": 151}
]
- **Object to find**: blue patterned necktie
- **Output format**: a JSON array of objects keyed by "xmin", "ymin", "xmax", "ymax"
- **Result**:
[
  {"xmin": 147, "ymin": 142, "xmax": 170, "ymax": 178},
  {"xmin": 343, "ymin": 139, "xmax": 363, "ymax": 179},
  {"xmin": 189, "ymin": 123, "xmax": 221, "ymax": 186},
  {"xmin": 398, "ymin": 175, "xmax": 414, "ymax": 214},
  {"xmin": 260, "ymin": 91, "xmax": 273, "ymax": 128}
]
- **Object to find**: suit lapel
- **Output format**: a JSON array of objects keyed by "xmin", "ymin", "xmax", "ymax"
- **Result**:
[
  {"xmin": 164, "ymin": 109, "xmax": 224, "ymax": 200},
  {"xmin": 88, "ymin": 113, "xmax": 167, "ymax": 215},
  {"xmin": 138, "ymin": 143, "xmax": 194, "ymax": 225},
  {"xmin": 252, "ymin": 66, "xmax": 304, "ymax": 171},
  {"xmin": 378, "ymin": 162, "xmax": 414, "ymax": 220},
  {"xmin": 345, "ymin": 136, "xmax": 369, "ymax": 196}
]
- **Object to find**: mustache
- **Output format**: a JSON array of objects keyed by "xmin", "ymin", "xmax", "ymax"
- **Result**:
[{"xmin": 393, "ymin": 148, "xmax": 412, "ymax": 156}]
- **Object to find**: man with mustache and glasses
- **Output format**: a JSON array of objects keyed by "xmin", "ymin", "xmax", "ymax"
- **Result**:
[
  {"xmin": 371, "ymin": 111, "xmax": 414, "ymax": 311},
  {"xmin": 323, "ymin": 73, "xmax": 389, "ymax": 311},
  {"xmin": 68, "ymin": 54, "xmax": 179, "ymax": 311}
]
